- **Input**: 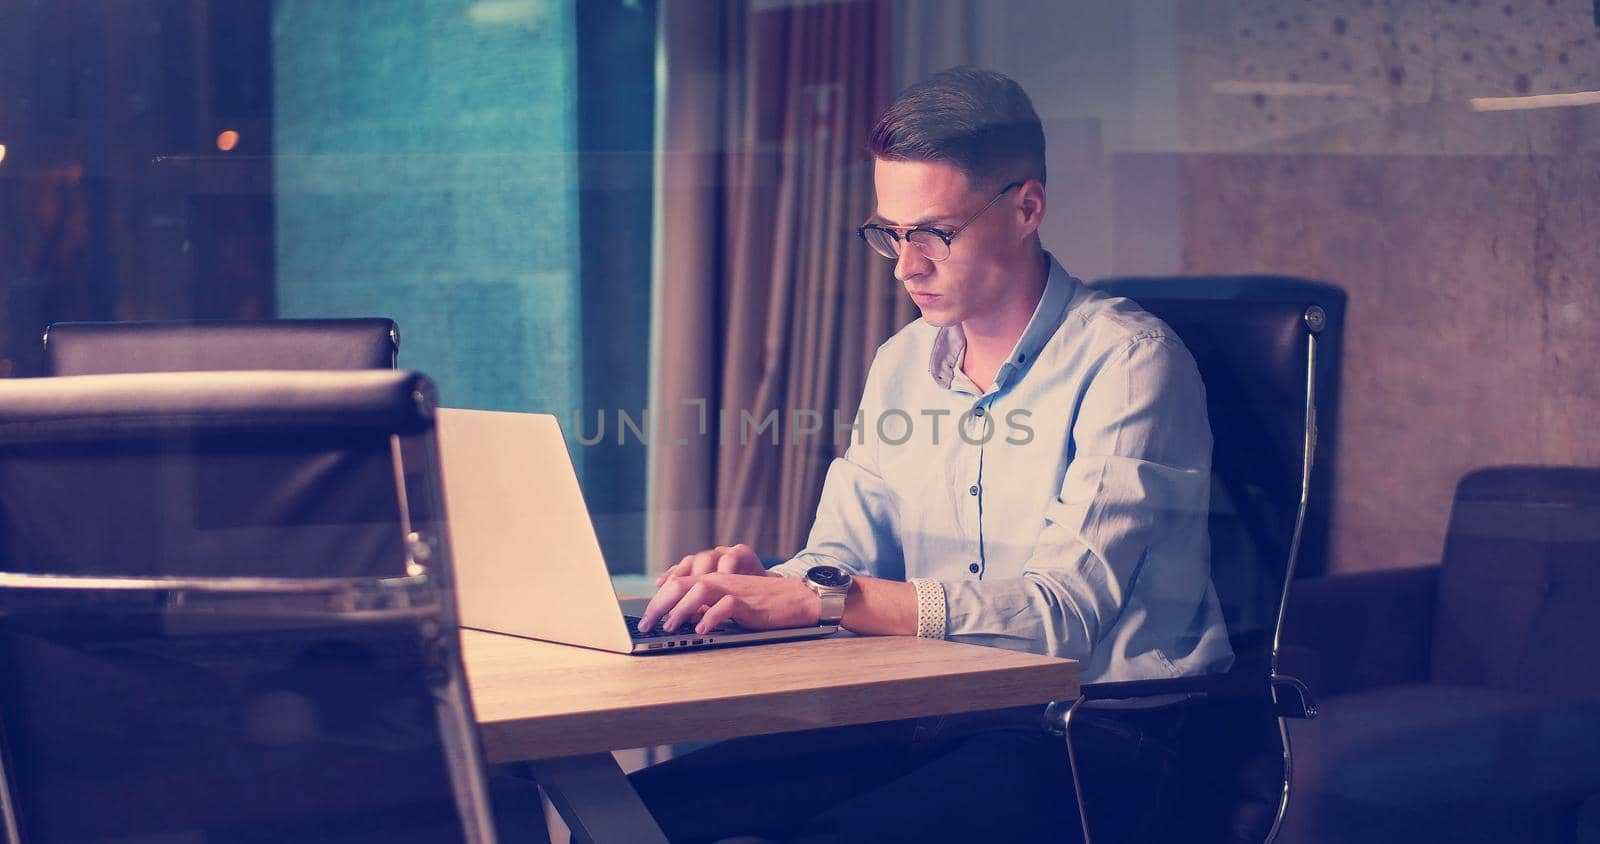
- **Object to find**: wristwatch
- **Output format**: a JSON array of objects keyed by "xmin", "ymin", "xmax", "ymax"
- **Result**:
[{"xmin": 802, "ymin": 565, "xmax": 853, "ymax": 625}]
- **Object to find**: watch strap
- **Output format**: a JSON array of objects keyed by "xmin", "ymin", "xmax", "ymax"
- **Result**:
[{"xmin": 816, "ymin": 588, "xmax": 847, "ymax": 624}]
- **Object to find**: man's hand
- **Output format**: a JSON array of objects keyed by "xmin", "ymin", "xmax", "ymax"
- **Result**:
[
  {"xmin": 637, "ymin": 572, "xmax": 821, "ymax": 635},
  {"xmin": 655, "ymin": 543, "xmax": 771, "ymax": 587}
]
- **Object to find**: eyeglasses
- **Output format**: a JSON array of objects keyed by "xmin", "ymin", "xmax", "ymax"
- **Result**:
[{"xmin": 856, "ymin": 181, "xmax": 1023, "ymax": 263}]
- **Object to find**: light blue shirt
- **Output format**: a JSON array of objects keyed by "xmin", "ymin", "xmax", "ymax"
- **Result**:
[{"xmin": 772, "ymin": 254, "xmax": 1233, "ymax": 684}]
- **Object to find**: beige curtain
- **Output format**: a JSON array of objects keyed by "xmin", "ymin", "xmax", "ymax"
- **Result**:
[{"xmin": 648, "ymin": 0, "xmax": 916, "ymax": 570}]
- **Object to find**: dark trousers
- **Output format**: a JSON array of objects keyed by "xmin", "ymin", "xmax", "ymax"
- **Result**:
[{"xmin": 628, "ymin": 703, "xmax": 1185, "ymax": 844}]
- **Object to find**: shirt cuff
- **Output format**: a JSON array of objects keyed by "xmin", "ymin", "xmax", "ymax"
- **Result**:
[{"xmin": 909, "ymin": 578, "xmax": 947, "ymax": 639}]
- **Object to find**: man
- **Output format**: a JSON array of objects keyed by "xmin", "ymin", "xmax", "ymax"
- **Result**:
[{"xmin": 632, "ymin": 66, "xmax": 1231, "ymax": 843}]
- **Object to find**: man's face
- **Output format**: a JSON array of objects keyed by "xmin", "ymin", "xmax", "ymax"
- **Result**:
[{"xmin": 870, "ymin": 158, "xmax": 1022, "ymax": 328}]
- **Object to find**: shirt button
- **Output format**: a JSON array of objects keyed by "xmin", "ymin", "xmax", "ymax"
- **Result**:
[
  {"xmin": 973, "ymin": 407, "xmax": 985, "ymax": 418},
  {"xmin": 968, "ymin": 563, "xmax": 980, "ymax": 574},
  {"xmin": 968, "ymin": 484, "xmax": 979, "ymax": 496}
]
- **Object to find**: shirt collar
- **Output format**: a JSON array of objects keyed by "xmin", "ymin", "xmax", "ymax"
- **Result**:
[{"xmin": 927, "ymin": 253, "xmax": 1078, "ymax": 393}]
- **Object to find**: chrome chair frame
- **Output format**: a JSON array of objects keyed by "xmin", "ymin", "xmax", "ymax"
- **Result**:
[{"xmin": 1045, "ymin": 304, "xmax": 1327, "ymax": 844}]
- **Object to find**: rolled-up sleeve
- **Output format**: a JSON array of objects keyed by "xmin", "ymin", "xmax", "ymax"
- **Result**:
[
  {"xmin": 770, "ymin": 356, "xmax": 903, "ymax": 581},
  {"xmin": 768, "ymin": 449, "xmax": 899, "ymax": 580},
  {"xmin": 941, "ymin": 334, "xmax": 1214, "ymax": 662}
]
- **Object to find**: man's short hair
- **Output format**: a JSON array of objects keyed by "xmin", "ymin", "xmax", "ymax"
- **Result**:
[{"xmin": 867, "ymin": 66, "xmax": 1046, "ymax": 189}]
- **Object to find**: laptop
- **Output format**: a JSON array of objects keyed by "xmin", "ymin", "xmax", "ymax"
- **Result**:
[{"xmin": 434, "ymin": 408, "xmax": 839, "ymax": 654}]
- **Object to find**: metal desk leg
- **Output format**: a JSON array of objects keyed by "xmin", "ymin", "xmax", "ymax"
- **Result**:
[{"xmin": 525, "ymin": 753, "xmax": 670, "ymax": 844}]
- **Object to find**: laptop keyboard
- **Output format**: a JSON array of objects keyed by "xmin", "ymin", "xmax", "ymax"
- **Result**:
[{"xmin": 625, "ymin": 615, "xmax": 743, "ymax": 640}]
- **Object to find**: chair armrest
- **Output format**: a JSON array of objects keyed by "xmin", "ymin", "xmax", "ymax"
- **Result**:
[
  {"xmin": 1279, "ymin": 565, "xmax": 1440, "ymax": 696},
  {"xmin": 1271, "ymin": 673, "xmax": 1317, "ymax": 719},
  {"xmin": 1078, "ymin": 673, "xmax": 1257, "ymax": 702},
  {"xmin": 1042, "ymin": 672, "xmax": 1271, "ymax": 735}
]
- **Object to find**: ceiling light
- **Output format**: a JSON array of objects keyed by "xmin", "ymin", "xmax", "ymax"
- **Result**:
[{"xmin": 1470, "ymin": 90, "xmax": 1600, "ymax": 111}]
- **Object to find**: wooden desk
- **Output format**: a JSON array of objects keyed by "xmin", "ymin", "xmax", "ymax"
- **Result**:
[{"xmin": 462, "ymin": 629, "xmax": 1078, "ymax": 842}]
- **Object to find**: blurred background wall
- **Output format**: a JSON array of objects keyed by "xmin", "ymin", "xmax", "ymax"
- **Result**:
[{"xmin": 953, "ymin": 0, "xmax": 1600, "ymax": 574}]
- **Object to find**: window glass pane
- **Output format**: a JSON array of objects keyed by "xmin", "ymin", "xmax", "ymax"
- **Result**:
[{"xmin": 273, "ymin": 0, "xmax": 581, "ymax": 416}]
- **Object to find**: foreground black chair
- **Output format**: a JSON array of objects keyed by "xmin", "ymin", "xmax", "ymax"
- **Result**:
[
  {"xmin": 42, "ymin": 317, "xmax": 399, "ymax": 375},
  {"xmin": 1046, "ymin": 276, "xmax": 1345, "ymax": 844},
  {"xmin": 0, "ymin": 370, "xmax": 510, "ymax": 843}
]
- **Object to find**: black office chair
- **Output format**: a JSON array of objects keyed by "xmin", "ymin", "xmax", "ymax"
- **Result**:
[
  {"xmin": 0, "ymin": 370, "xmax": 508, "ymax": 843},
  {"xmin": 42, "ymin": 317, "xmax": 399, "ymax": 375},
  {"xmin": 1045, "ymin": 276, "xmax": 1346, "ymax": 844},
  {"xmin": 1278, "ymin": 466, "xmax": 1600, "ymax": 843}
]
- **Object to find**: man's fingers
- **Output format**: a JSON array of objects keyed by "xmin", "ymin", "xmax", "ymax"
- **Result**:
[
  {"xmin": 654, "ymin": 564, "xmax": 675, "ymax": 588},
  {"xmin": 690, "ymin": 546, "xmax": 727, "ymax": 577},
  {"xmin": 663, "ymin": 581, "xmax": 720, "ymax": 632},
  {"xmin": 656, "ymin": 556, "xmax": 694, "ymax": 587},
  {"xmin": 659, "ymin": 544, "xmax": 760, "ymax": 585},
  {"xmin": 661, "ymin": 582, "xmax": 712, "ymax": 632},
  {"xmin": 637, "ymin": 577, "xmax": 692, "ymax": 632},
  {"xmin": 697, "ymin": 595, "xmax": 741, "ymax": 634}
]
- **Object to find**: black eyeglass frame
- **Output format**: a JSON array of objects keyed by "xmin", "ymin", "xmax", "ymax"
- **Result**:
[{"xmin": 856, "ymin": 181, "xmax": 1025, "ymax": 262}]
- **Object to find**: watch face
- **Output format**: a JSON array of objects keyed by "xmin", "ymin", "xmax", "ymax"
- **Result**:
[{"xmin": 806, "ymin": 565, "xmax": 850, "ymax": 588}]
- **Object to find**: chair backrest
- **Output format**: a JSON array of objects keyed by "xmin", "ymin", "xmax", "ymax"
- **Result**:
[
  {"xmin": 0, "ymin": 371, "xmax": 497, "ymax": 843},
  {"xmin": 1089, "ymin": 277, "xmax": 1344, "ymax": 844},
  {"xmin": 42, "ymin": 318, "xmax": 399, "ymax": 375},
  {"xmin": 1089, "ymin": 276, "xmax": 1345, "ymax": 678},
  {"xmin": 0, "ymin": 371, "xmax": 433, "ymax": 578},
  {"xmin": 1429, "ymin": 466, "xmax": 1600, "ymax": 698}
]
